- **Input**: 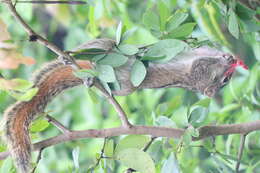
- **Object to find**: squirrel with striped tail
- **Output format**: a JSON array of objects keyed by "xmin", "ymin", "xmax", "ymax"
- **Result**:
[{"xmin": 2, "ymin": 39, "xmax": 246, "ymax": 173}]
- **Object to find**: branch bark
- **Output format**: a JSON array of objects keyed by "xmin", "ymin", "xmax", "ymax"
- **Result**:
[
  {"xmin": 1, "ymin": 120, "xmax": 260, "ymax": 160},
  {"xmin": 4, "ymin": 0, "xmax": 80, "ymax": 68}
]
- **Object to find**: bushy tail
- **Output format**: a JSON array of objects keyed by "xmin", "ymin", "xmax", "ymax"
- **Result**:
[
  {"xmin": 2, "ymin": 60, "xmax": 93, "ymax": 173},
  {"xmin": 4, "ymin": 103, "xmax": 32, "ymax": 173}
]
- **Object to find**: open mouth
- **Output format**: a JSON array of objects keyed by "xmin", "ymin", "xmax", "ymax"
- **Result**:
[{"xmin": 224, "ymin": 58, "xmax": 248, "ymax": 77}]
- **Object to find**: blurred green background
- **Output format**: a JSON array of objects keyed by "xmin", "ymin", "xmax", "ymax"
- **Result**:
[{"xmin": 0, "ymin": 0, "xmax": 259, "ymax": 172}]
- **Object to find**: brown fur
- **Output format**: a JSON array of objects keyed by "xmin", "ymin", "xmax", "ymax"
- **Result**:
[
  {"xmin": 2, "ymin": 45, "xmax": 234, "ymax": 173},
  {"xmin": 3, "ymin": 60, "xmax": 92, "ymax": 173}
]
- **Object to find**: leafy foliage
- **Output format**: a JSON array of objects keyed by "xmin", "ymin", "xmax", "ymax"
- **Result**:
[{"xmin": 0, "ymin": 0, "xmax": 259, "ymax": 173}]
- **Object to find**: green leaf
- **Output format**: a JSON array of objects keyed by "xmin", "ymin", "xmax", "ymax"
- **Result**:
[
  {"xmin": 92, "ymin": 54, "xmax": 107, "ymax": 62},
  {"xmin": 118, "ymin": 44, "xmax": 139, "ymax": 55},
  {"xmin": 116, "ymin": 21, "xmax": 123, "ymax": 45},
  {"xmin": 188, "ymin": 107, "xmax": 208, "ymax": 125},
  {"xmin": 192, "ymin": 98, "xmax": 211, "ymax": 108},
  {"xmin": 16, "ymin": 4, "xmax": 32, "ymax": 21},
  {"xmin": 96, "ymin": 65, "xmax": 116, "ymax": 83},
  {"xmin": 115, "ymin": 135, "xmax": 150, "ymax": 154},
  {"xmin": 87, "ymin": 88, "xmax": 99, "ymax": 103},
  {"xmin": 0, "ymin": 78, "xmax": 33, "ymax": 92},
  {"xmin": 155, "ymin": 116, "xmax": 176, "ymax": 128},
  {"xmin": 130, "ymin": 60, "xmax": 147, "ymax": 87},
  {"xmin": 0, "ymin": 144, "xmax": 6, "ymax": 153},
  {"xmin": 161, "ymin": 153, "xmax": 180, "ymax": 173},
  {"xmin": 88, "ymin": 6, "xmax": 99, "ymax": 37},
  {"xmin": 72, "ymin": 147, "xmax": 80, "ymax": 169},
  {"xmin": 143, "ymin": 9, "xmax": 160, "ymax": 30},
  {"xmin": 168, "ymin": 23, "xmax": 196, "ymax": 39},
  {"xmin": 203, "ymin": 139, "xmax": 215, "ymax": 152},
  {"xmin": 100, "ymin": 81, "xmax": 112, "ymax": 96},
  {"xmin": 104, "ymin": 139, "xmax": 114, "ymax": 158},
  {"xmin": 73, "ymin": 69, "xmax": 98, "ymax": 79},
  {"xmin": 145, "ymin": 39, "xmax": 188, "ymax": 62},
  {"xmin": 228, "ymin": 9, "xmax": 239, "ymax": 39},
  {"xmin": 121, "ymin": 27, "xmax": 137, "ymax": 43},
  {"xmin": 97, "ymin": 53, "xmax": 128, "ymax": 67},
  {"xmin": 186, "ymin": 126, "xmax": 199, "ymax": 137},
  {"xmin": 181, "ymin": 125, "xmax": 200, "ymax": 145},
  {"xmin": 20, "ymin": 88, "xmax": 39, "ymax": 101},
  {"xmin": 150, "ymin": 29, "xmax": 163, "ymax": 38},
  {"xmin": 236, "ymin": 2, "xmax": 256, "ymax": 20},
  {"xmin": 141, "ymin": 55, "xmax": 166, "ymax": 61},
  {"xmin": 188, "ymin": 98, "xmax": 211, "ymax": 124},
  {"xmin": 12, "ymin": 79, "xmax": 34, "ymax": 91},
  {"xmin": 0, "ymin": 157, "xmax": 13, "ymax": 173},
  {"xmin": 216, "ymin": 152, "xmax": 248, "ymax": 164},
  {"xmin": 191, "ymin": 2, "xmax": 230, "ymax": 47},
  {"xmin": 158, "ymin": 0, "xmax": 170, "ymax": 30},
  {"xmin": 109, "ymin": 80, "xmax": 121, "ymax": 91},
  {"xmin": 166, "ymin": 10, "xmax": 188, "ymax": 32},
  {"xmin": 71, "ymin": 48, "xmax": 106, "ymax": 59},
  {"xmin": 30, "ymin": 117, "xmax": 49, "ymax": 133},
  {"xmin": 115, "ymin": 148, "xmax": 155, "ymax": 173},
  {"xmin": 182, "ymin": 130, "xmax": 192, "ymax": 145},
  {"xmin": 72, "ymin": 48, "xmax": 106, "ymax": 54},
  {"xmin": 9, "ymin": 87, "xmax": 39, "ymax": 101},
  {"xmin": 155, "ymin": 96, "xmax": 182, "ymax": 116},
  {"xmin": 148, "ymin": 140, "xmax": 164, "ymax": 163}
]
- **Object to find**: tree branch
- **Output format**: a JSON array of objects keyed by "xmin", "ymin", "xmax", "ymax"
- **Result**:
[
  {"xmin": 94, "ymin": 79, "xmax": 132, "ymax": 128},
  {"xmin": 1, "ymin": 120, "xmax": 260, "ymax": 160},
  {"xmin": 4, "ymin": 0, "xmax": 80, "ymax": 68},
  {"xmin": 45, "ymin": 114, "xmax": 71, "ymax": 134},
  {"xmin": 4, "ymin": 0, "xmax": 132, "ymax": 129}
]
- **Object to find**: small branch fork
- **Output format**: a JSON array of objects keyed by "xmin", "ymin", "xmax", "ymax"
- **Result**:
[
  {"xmin": 94, "ymin": 80, "xmax": 132, "ymax": 128},
  {"xmin": 45, "ymin": 114, "xmax": 71, "ymax": 134},
  {"xmin": 4, "ymin": 0, "xmax": 132, "ymax": 129}
]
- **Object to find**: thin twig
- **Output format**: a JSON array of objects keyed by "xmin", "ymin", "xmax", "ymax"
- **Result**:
[
  {"xmin": 126, "ymin": 137, "xmax": 157, "ymax": 173},
  {"xmin": 66, "ymin": 50, "xmax": 111, "ymax": 55},
  {"xmin": 89, "ymin": 138, "xmax": 107, "ymax": 171},
  {"xmin": 31, "ymin": 147, "xmax": 44, "ymax": 173},
  {"xmin": 235, "ymin": 133, "xmax": 247, "ymax": 172},
  {"xmin": 93, "ymin": 79, "xmax": 132, "ymax": 128},
  {"xmin": 4, "ymin": 0, "xmax": 81, "ymax": 69},
  {"xmin": 14, "ymin": 0, "xmax": 86, "ymax": 4},
  {"xmin": 143, "ymin": 137, "xmax": 156, "ymax": 152},
  {"xmin": 45, "ymin": 114, "xmax": 71, "ymax": 134}
]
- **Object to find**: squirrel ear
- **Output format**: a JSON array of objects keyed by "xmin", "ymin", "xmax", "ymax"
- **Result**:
[{"xmin": 204, "ymin": 85, "xmax": 217, "ymax": 97}]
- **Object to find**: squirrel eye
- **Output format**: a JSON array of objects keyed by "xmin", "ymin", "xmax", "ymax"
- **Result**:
[{"xmin": 223, "ymin": 76, "xmax": 230, "ymax": 83}]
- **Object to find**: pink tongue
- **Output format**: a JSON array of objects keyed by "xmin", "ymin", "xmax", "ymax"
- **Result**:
[
  {"xmin": 236, "ymin": 59, "xmax": 248, "ymax": 70},
  {"xmin": 224, "ymin": 59, "xmax": 248, "ymax": 76}
]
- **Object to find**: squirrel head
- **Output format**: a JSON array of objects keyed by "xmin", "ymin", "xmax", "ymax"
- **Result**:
[{"xmin": 201, "ymin": 55, "xmax": 248, "ymax": 97}]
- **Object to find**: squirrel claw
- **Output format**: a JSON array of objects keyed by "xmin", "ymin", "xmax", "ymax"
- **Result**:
[{"xmin": 83, "ymin": 77, "xmax": 94, "ymax": 87}]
